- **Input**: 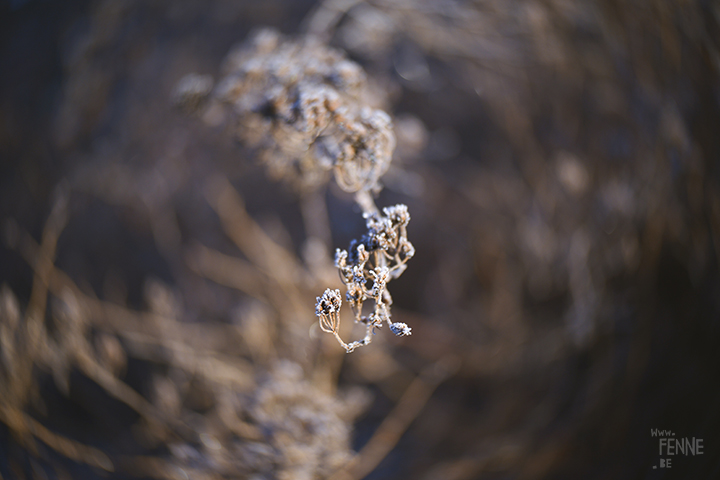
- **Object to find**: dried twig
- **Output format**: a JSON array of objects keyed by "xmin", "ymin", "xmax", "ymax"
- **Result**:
[{"xmin": 330, "ymin": 355, "xmax": 460, "ymax": 480}]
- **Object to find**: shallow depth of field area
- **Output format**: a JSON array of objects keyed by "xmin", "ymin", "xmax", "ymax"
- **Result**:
[{"xmin": 1, "ymin": 1, "xmax": 719, "ymax": 479}]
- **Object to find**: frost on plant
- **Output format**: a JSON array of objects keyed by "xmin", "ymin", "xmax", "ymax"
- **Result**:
[
  {"xmin": 316, "ymin": 204, "xmax": 415, "ymax": 353},
  {"xmin": 213, "ymin": 28, "xmax": 394, "ymax": 193}
]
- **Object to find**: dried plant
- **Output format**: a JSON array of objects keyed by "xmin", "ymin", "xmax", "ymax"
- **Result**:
[
  {"xmin": 179, "ymin": 27, "xmax": 417, "ymax": 353},
  {"xmin": 201, "ymin": 28, "xmax": 395, "ymax": 194},
  {"xmin": 317, "ymin": 204, "xmax": 414, "ymax": 353}
]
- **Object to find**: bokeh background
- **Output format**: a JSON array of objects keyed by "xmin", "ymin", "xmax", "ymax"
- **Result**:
[{"xmin": 1, "ymin": 0, "xmax": 719, "ymax": 478}]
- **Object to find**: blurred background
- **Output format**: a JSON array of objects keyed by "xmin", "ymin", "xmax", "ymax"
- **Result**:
[{"xmin": 1, "ymin": 0, "xmax": 719, "ymax": 478}]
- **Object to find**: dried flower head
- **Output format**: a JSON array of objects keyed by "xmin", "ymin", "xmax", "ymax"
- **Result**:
[
  {"xmin": 316, "ymin": 288, "xmax": 342, "ymax": 334},
  {"xmin": 246, "ymin": 361, "xmax": 357, "ymax": 478},
  {"xmin": 214, "ymin": 28, "xmax": 395, "ymax": 192}
]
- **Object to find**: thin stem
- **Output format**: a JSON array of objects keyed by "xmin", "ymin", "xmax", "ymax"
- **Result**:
[{"xmin": 354, "ymin": 189, "xmax": 379, "ymax": 215}]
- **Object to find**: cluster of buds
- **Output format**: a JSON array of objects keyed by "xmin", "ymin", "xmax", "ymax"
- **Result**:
[{"xmin": 316, "ymin": 204, "xmax": 414, "ymax": 353}]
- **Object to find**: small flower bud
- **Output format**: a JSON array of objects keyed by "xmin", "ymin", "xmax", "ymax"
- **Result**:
[
  {"xmin": 389, "ymin": 322, "xmax": 412, "ymax": 336},
  {"xmin": 316, "ymin": 289, "xmax": 343, "ymax": 333}
]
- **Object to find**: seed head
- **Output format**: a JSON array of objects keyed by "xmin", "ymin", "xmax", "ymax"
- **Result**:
[{"xmin": 316, "ymin": 289, "xmax": 342, "ymax": 334}]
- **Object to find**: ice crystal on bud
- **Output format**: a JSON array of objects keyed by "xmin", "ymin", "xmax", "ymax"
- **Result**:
[{"xmin": 390, "ymin": 322, "xmax": 412, "ymax": 336}]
